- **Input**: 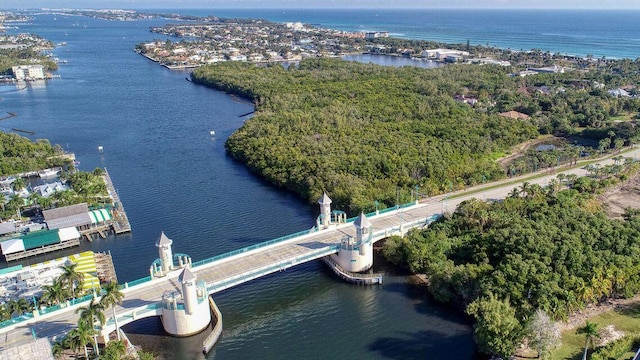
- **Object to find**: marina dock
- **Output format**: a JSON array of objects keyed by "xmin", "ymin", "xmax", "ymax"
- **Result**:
[{"xmin": 103, "ymin": 168, "xmax": 131, "ymax": 234}]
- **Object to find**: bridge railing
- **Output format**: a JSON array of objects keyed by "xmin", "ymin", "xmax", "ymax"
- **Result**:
[
  {"xmin": 207, "ymin": 244, "xmax": 340, "ymax": 294},
  {"xmin": 126, "ymin": 276, "xmax": 152, "ymax": 288},
  {"xmin": 344, "ymin": 200, "xmax": 421, "ymax": 223},
  {"xmin": 191, "ymin": 227, "xmax": 318, "ymax": 269},
  {"xmin": 0, "ymin": 313, "xmax": 34, "ymax": 328},
  {"xmin": 104, "ymin": 302, "xmax": 162, "ymax": 328}
]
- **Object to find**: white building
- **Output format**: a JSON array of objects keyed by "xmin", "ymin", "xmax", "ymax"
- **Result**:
[
  {"xmin": 12, "ymin": 65, "xmax": 45, "ymax": 80},
  {"xmin": 365, "ymin": 31, "xmax": 389, "ymax": 39},
  {"xmin": 421, "ymin": 49, "xmax": 470, "ymax": 60}
]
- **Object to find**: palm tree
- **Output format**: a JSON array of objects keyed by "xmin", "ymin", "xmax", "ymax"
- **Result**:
[
  {"xmin": 59, "ymin": 263, "xmax": 84, "ymax": 299},
  {"xmin": 39, "ymin": 195, "xmax": 53, "ymax": 210},
  {"xmin": 40, "ymin": 279, "xmax": 70, "ymax": 306},
  {"xmin": 67, "ymin": 321, "xmax": 94, "ymax": 359},
  {"xmin": 101, "ymin": 340, "xmax": 126, "ymax": 359},
  {"xmin": 547, "ymin": 179, "xmax": 559, "ymax": 196},
  {"xmin": 0, "ymin": 304, "xmax": 10, "ymax": 321},
  {"xmin": 11, "ymin": 178, "xmax": 26, "ymax": 192},
  {"xmin": 100, "ymin": 281, "xmax": 125, "ymax": 340},
  {"xmin": 9, "ymin": 298, "xmax": 33, "ymax": 317},
  {"xmin": 6, "ymin": 194, "xmax": 24, "ymax": 218},
  {"xmin": 76, "ymin": 298, "xmax": 106, "ymax": 357},
  {"xmin": 51, "ymin": 340, "xmax": 67, "ymax": 360},
  {"xmin": 577, "ymin": 321, "xmax": 600, "ymax": 360},
  {"xmin": 520, "ymin": 181, "xmax": 532, "ymax": 198}
]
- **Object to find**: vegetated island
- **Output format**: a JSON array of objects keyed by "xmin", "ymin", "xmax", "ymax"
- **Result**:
[{"xmin": 191, "ymin": 57, "xmax": 640, "ymax": 213}]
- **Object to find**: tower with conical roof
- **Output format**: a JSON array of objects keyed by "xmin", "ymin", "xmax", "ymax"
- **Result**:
[
  {"xmin": 331, "ymin": 212, "xmax": 374, "ymax": 272},
  {"xmin": 317, "ymin": 192, "xmax": 332, "ymax": 228},
  {"xmin": 180, "ymin": 267, "xmax": 198, "ymax": 315},
  {"xmin": 160, "ymin": 267, "xmax": 211, "ymax": 336},
  {"xmin": 156, "ymin": 231, "xmax": 173, "ymax": 274}
]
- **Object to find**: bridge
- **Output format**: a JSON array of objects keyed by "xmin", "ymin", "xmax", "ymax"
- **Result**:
[{"xmin": 0, "ymin": 147, "xmax": 635, "ymax": 353}]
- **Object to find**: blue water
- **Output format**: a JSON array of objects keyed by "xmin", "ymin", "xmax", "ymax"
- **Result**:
[
  {"xmin": 0, "ymin": 14, "xmax": 475, "ymax": 360},
  {"xmin": 157, "ymin": 9, "xmax": 640, "ymax": 59}
]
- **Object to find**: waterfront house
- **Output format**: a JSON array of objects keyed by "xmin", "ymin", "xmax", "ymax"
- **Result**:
[
  {"xmin": 43, "ymin": 203, "xmax": 92, "ymax": 231},
  {"xmin": 421, "ymin": 49, "xmax": 470, "ymax": 61},
  {"xmin": 32, "ymin": 181, "xmax": 68, "ymax": 198},
  {"xmin": 11, "ymin": 64, "xmax": 45, "ymax": 80}
]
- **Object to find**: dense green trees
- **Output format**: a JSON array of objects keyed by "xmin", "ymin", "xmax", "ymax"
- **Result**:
[
  {"xmin": 192, "ymin": 59, "xmax": 538, "ymax": 212},
  {"xmin": 466, "ymin": 293, "xmax": 522, "ymax": 358},
  {"xmin": 0, "ymin": 133, "xmax": 69, "ymax": 176},
  {"xmin": 191, "ymin": 56, "xmax": 640, "ymax": 213},
  {"xmin": 383, "ymin": 169, "xmax": 640, "ymax": 357}
]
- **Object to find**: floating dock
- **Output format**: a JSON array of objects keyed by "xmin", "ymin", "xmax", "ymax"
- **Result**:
[{"xmin": 321, "ymin": 256, "xmax": 383, "ymax": 285}]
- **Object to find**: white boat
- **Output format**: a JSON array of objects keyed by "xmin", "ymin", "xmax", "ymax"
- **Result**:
[{"xmin": 38, "ymin": 169, "xmax": 59, "ymax": 178}]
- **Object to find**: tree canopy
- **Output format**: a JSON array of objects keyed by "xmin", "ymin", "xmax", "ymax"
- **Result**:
[
  {"xmin": 192, "ymin": 59, "xmax": 538, "ymax": 213},
  {"xmin": 383, "ymin": 170, "xmax": 640, "ymax": 357},
  {"xmin": 0, "ymin": 133, "xmax": 69, "ymax": 176}
]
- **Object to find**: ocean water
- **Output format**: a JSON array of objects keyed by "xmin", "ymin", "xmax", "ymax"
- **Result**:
[
  {"xmin": 0, "ymin": 13, "xmax": 476, "ymax": 360},
  {"xmin": 162, "ymin": 8, "xmax": 640, "ymax": 59}
]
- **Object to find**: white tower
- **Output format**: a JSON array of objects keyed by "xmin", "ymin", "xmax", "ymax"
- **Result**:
[
  {"xmin": 156, "ymin": 232, "xmax": 174, "ymax": 273},
  {"xmin": 161, "ymin": 267, "xmax": 211, "ymax": 336},
  {"xmin": 179, "ymin": 267, "xmax": 198, "ymax": 315},
  {"xmin": 318, "ymin": 192, "xmax": 332, "ymax": 228},
  {"xmin": 354, "ymin": 212, "xmax": 371, "ymax": 244},
  {"xmin": 331, "ymin": 212, "xmax": 374, "ymax": 272}
]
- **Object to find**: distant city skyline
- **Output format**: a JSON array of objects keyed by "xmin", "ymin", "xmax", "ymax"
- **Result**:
[{"xmin": 3, "ymin": 0, "xmax": 640, "ymax": 10}]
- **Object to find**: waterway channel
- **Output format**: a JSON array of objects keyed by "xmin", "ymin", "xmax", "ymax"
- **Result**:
[{"xmin": 0, "ymin": 14, "xmax": 475, "ymax": 359}]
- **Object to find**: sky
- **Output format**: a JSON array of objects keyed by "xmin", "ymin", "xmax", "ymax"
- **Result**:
[{"xmin": 3, "ymin": 0, "xmax": 640, "ymax": 10}]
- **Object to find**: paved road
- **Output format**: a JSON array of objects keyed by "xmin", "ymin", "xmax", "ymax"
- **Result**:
[{"xmin": 1, "ymin": 147, "xmax": 637, "ymax": 351}]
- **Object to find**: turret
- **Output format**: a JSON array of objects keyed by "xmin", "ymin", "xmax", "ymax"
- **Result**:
[
  {"xmin": 353, "ymin": 212, "xmax": 371, "ymax": 244},
  {"xmin": 156, "ymin": 232, "xmax": 174, "ymax": 273},
  {"xmin": 179, "ymin": 267, "xmax": 197, "ymax": 315},
  {"xmin": 317, "ymin": 192, "xmax": 332, "ymax": 228}
]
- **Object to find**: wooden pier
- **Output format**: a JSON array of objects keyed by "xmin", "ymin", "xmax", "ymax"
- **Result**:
[
  {"xmin": 95, "ymin": 251, "xmax": 118, "ymax": 284},
  {"xmin": 103, "ymin": 168, "xmax": 131, "ymax": 234}
]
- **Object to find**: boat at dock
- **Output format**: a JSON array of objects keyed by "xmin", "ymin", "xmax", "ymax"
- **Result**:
[{"xmin": 38, "ymin": 168, "xmax": 59, "ymax": 178}]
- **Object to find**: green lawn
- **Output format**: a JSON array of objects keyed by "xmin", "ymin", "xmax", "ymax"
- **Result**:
[{"xmin": 551, "ymin": 302, "xmax": 640, "ymax": 360}]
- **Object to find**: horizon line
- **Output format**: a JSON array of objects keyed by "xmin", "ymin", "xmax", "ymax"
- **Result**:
[{"xmin": 4, "ymin": 7, "xmax": 640, "ymax": 11}]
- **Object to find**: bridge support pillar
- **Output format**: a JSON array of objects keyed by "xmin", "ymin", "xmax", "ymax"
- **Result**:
[{"xmin": 160, "ymin": 268, "xmax": 211, "ymax": 337}]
